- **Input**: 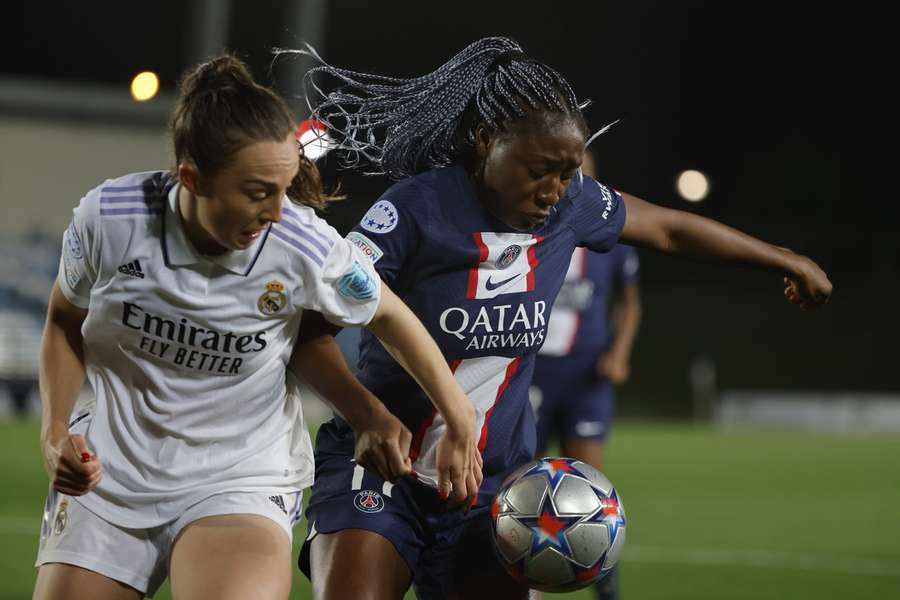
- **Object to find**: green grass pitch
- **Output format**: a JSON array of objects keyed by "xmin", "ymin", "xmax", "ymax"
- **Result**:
[{"xmin": 2, "ymin": 419, "xmax": 899, "ymax": 599}]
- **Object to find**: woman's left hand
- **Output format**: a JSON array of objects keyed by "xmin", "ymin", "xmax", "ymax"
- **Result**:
[
  {"xmin": 353, "ymin": 404, "xmax": 413, "ymax": 483},
  {"xmin": 784, "ymin": 253, "xmax": 833, "ymax": 309}
]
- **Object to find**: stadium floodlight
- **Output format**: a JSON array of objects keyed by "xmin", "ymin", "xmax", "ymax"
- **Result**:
[
  {"xmin": 676, "ymin": 169, "xmax": 710, "ymax": 202},
  {"xmin": 130, "ymin": 71, "xmax": 160, "ymax": 102}
]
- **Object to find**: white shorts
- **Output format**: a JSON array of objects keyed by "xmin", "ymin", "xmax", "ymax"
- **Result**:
[{"xmin": 35, "ymin": 487, "xmax": 303, "ymax": 597}]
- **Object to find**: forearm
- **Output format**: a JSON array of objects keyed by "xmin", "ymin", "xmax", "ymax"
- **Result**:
[
  {"xmin": 289, "ymin": 320, "xmax": 385, "ymax": 431},
  {"xmin": 609, "ymin": 293, "xmax": 641, "ymax": 359},
  {"xmin": 621, "ymin": 193, "xmax": 801, "ymax": 273},
  {"xmin": 39, "ymin": 312, "xmax": 86, "ymax": 444},
  {"xmin": 367, "ymin": 288, "xmax": 473, "ymax": 432}
]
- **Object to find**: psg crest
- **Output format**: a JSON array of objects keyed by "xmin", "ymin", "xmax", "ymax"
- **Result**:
[
  {"xmin": 353, "ymin": 490, "xmax": 384, "ymax": 513},
  {"xmin": 258, "ymin": 280, "xmax": 287, "ymax": 315},
  {"xmin": 497, "ymin": 244, "xmax": 522, "ymax": 269}
]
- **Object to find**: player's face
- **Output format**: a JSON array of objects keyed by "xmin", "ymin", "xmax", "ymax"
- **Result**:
[
  {"xmin": 478, "ymin": 116, "xmax": 585, "ymax": 230},
  {"xmin": 193, "ymin": 133, "xmax": 300, "ymax": 253}
]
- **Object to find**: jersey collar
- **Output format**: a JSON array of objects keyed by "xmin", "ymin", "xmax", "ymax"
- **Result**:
[{"xmin": 161, "ymin": 183, "xmax": 269, "ymax": 276}]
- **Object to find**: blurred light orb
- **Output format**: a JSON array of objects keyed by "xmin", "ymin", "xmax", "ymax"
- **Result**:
[
  {"xmin": 130, "ymin": 71, "xmax": 159, "ymax": 102},
  {"xmin": 676, "ymin": 169, "xmax": 710, "ymax": 202},
  {"xmin": 296, "ymin": 119, "xmax": 335, "ymax": 161}
]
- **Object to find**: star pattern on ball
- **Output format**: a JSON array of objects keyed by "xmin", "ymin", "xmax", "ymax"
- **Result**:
[
  {"xmin": 515, "ymin": 493, "xmax": 581, "ymax": 557},
  {"xmin": 524, "ymin": 458, "xmax": 585, "ymax": 492},
  {"xmin": 586, "ymin": 488, "xmax": 626, "ymax": 546}
]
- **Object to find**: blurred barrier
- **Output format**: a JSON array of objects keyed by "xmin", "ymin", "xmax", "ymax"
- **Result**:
[{"xmin": 717, "ymin": 391, "xmax": 900, "ymax": 433}]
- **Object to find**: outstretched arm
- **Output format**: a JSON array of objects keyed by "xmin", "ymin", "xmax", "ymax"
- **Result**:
[{"xmin": 619, "ymin": 193, "xmax": 832, "ymax": 308}]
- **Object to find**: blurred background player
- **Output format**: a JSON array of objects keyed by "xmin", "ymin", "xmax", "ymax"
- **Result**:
[
  {"xmin": 529, "ymin": 150, "xmax": 641, "ymax": 600},
  {"xmin": 294, "ymin": 36, "xmax": 831, "ymax": 600},
  {"xmin": 33, "ymin": 55, "xmax": 478, "ymax": 600}
]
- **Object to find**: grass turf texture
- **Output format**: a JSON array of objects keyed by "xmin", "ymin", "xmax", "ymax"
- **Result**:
[{"xmin": 2, "ymin": 419, "xmax": 898, "ymax": 599}]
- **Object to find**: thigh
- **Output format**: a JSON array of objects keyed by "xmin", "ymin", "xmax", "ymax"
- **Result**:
[
  {"xmin": 33, "ymin": 564, "xmax": 142, "ymax": 600},
  {"xmin": 169, "ymin": 514, "xmax": 292, "ymax": 600},
  {"xmin": 559, "ymin": 377, "xmax": 615, "ymax": 463},
  {"xmin": 300, "ymin": 455, "xmax": 427, "ymax": 583},
  {"xmin": 310, "ymin": 529, "xmax": 411, "ymax": 600},
  {"xmin": 416, "ymin": 521, "xmax": 529, "ymax": 600}
]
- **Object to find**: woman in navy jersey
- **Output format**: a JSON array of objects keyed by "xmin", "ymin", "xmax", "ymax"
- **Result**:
[
  {"xmin": 33, "ymin": 55, "xmax": 479, "ymax": 600},
  {"xmin": 295, "ymin": 37, "xmax": 832, "ymax": 600}
]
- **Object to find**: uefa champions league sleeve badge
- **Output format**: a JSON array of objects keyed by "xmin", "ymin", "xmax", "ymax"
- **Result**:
[{"xmin": 258, "ymin": 280, "xmax": 287, "ymax": 315}]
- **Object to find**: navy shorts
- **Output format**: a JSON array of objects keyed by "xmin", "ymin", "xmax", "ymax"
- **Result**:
[
  {"xmin": 299, "ymin": 419, "xmax": 529, "ymax": 599},
  {"xmin": 529, "ymin": 353, "xmax": 615, "ymax": 452}
]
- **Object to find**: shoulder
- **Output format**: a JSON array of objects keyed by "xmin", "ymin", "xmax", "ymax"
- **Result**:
[
  {"xmin": 564, "ymin": 174, "xmax": 624, "ymax": 226},
  {"xmin": 269, "ymin": 201, "xmax": 339, "ymax": 269},
  {"xmin": 378, "ymin": 167, "xmax": 453, "ymax": 211},
  {"xmin": 573, "ymin": 175, "xmax": 620, "ymax": 211},
  {"xmin": 357, "ymin": 167, "xmax": 459, "ymax": 237},
  {"xmin": 83, "ymin": 171, "xmax": 171, "ymax": 223}
]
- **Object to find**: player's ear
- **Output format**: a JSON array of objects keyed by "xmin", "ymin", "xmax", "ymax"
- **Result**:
[
  {"xmin": 178, "ymin": 160, "xmax": 205, "ymax": 197},
  {"xmin": 474, "ymin": 124, "xmax": 492, "ymax": 161}
]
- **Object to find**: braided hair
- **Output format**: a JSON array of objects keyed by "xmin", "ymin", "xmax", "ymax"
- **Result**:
[{"xmin": 293, "ymin": 37, "xmax": 589, "ymax": 180}]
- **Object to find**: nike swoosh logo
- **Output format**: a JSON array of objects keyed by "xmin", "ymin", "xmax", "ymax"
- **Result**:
[{"xmin": 485, "ymin": 273, "xmax": 523, "ymax": 291}]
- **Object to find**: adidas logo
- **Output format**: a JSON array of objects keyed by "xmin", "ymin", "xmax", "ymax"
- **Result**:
[
  {"xmin": 117, "ymin": 260, "xmax": 145, "ymax": 279},
  {"xmin": 268, "ymin": 495, "xmax": 287, "ymax": 515}
]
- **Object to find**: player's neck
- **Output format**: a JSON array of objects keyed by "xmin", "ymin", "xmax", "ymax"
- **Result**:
[{"xmin": 176, "ymin": 184, "xmax": 228, "ymax": 256}]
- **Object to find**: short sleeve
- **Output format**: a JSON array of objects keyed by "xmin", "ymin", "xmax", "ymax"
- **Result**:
[
  {"xmin": 309, "ymin": 231, "xmax": 382, "ymax": 328},
  {"xmin": 347, "ymin": 179, "xmax": 422, "ymax": 286},
  {"xmin": 574, "ymin": 177, "xmax": 627, "ymax": 253},
  {"xmin": 58, "ymin": 190, "xmax": 102, "ymax": 308}
]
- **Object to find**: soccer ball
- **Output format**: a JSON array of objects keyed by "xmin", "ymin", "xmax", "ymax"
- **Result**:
[{"xmin": 490, "ymin": 457, "xmax": 626, "ymax": 592}]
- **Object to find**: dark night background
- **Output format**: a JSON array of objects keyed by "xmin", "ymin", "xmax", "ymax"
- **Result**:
[{"xmin": 3, "ymin": 0, "xmax": 897, "ymax": 414}]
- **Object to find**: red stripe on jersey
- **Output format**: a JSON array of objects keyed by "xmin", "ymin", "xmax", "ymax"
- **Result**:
[
  {"xmin": 467, "ymin": 232, "xmax": 490, "ymax": 299},
  {"xmin": 409, "ymin": 408, "xmax": 437, "ymax": 463},
  {"xmin": 578, "ymin": 247, "xmax": 589, "ymax": 277},
  {"xmin": 525, "ymin": 236, "xmax": 543, "ymax": 291},
  {"xmin": 477, "ymin": 357, "xmax": 521, "ymax": 454},
  {"xmin": 565, "ymin": 313, "xmax": 581, "ymax": 355}
]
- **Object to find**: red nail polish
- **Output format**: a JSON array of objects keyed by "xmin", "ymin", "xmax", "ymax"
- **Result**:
[
  {"xmin": 439, "ymin": 489, "xmax": 449, "ymax": 501},
  {"xmin": 80, "ymin": 452, "xmax": 91, "ymax": 463}
]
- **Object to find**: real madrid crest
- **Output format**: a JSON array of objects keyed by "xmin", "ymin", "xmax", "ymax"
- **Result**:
[
  {"xmin": 258, "ymin": 280, "xmax": 287, "ymax": 315},
  {"xmin": 54, "ymin": 498, "xmax": 69, "ymax": 535}
]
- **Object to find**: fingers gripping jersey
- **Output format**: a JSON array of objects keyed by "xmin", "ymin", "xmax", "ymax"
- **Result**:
[
  {"xmin": 348, "ymin": 166, "xmax": 626, "ymax": 485},
  {"xmin": 58, "ymin": 171, "xmax": 380, "ymax": 528}
]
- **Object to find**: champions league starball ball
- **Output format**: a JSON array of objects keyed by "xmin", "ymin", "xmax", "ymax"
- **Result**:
[{"xmin": 490, "ymin": 457, "xmax": 627, "ymax": 592}]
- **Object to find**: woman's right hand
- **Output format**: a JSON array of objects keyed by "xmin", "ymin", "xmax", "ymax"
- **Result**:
[
  {"xmin": 41, "ymin": 428, "xmax": 101, "ymax": 496},
  {"xmin": 435, "ymin": 407, "xmax": 482, "ymax": 508}
]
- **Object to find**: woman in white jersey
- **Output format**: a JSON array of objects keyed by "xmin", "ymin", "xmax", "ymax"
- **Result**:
[{"xmin": 33, "ymin": 56, "xmax": 480, "ymax": 600}]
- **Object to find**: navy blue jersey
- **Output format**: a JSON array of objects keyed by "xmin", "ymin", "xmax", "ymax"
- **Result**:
[
  {"xmin": 347, "ymin": 165, "xmax": 626, "ymax": 482},
  {"xmin": 539, "ymin": 245, "xmax": 639, "ymax": 357}
]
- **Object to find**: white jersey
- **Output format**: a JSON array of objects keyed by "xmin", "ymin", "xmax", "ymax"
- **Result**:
[{"xmin": 58, "ymin": 171, "xmax": 381, "ymax": 528}]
